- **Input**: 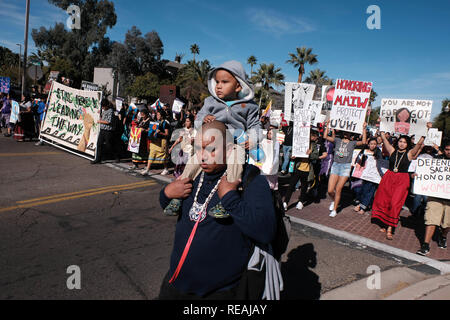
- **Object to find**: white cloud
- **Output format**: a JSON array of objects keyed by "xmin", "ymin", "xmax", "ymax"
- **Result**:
[{"xmin": 246, "ymin": 8, "xmax": 315, "ymax": 37}]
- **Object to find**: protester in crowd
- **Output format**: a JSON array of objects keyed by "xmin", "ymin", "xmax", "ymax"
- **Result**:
[
  {"xmin": 371, "ymin": 127, "xmax": 428, "ymax": 240},
  {"xmin": 169, "ymin": 114, "xmax": 195, "ymax": 179},
  {"xmin": 141, "ymin": 109, "xmax": 171, "ymax": 176},
  {"xmin": 34, "ymin": 95, "xmax": 47, "ymax": 146},
  {"xmin": 163, "ymin": 60, "xmax": 263, "ymax": 218},
  {"xmin": 352, "ymin": 137, "xmax": 384, "ymax": 215},
  {"xmin": 260, "ymin": 116, "xmax": 270, "ymax": 130},
  {"xmin": 158, "ymin": 120, "xmax": 276, "ymax": 300},
  {"xmin": 1, "ymin": 93, "xmax": 13, "ymax": 137},
  {"xmin": 416, "ymin": 140, "xmax": 450, "ymax": 256},
  {"xmin": 280, "ymin": 121, "xmax": 293, "ymax": 175},
  {"xmin": 318, "ymin": 135, "xmax": 335, "ymax": 200},
  {"xmin": 128, "ymin": 109, "xmax": 151, "ymax": 171},
  {"xmin": 14, "ymin": 94, "xmax": 34, "ymax": 142},
  {"xmin": 91, "ymin": 99, "xmax": 119, "ymax": 164},
  {"xmin": 283, "ymin": 130, "xmax": 327, "ymax": 211},
  {"xmin": 324, "ymin": 121, "xmax": 367, "ymax": 218}
]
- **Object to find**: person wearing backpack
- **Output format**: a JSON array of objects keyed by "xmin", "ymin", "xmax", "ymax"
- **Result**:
[{"xmin": 158, "ymin": 120, "xmax": 278, "ymax": 300}]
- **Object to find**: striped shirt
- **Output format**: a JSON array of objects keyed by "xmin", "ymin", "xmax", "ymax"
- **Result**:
[{"xmin": 100, "ymin": 108, "xmax": 113, "ymax": 131}]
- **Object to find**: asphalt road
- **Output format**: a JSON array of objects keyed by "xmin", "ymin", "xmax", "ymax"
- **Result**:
[{"xmin": 0, "ymin": 135, "xmax": 414, "ymax": 300}]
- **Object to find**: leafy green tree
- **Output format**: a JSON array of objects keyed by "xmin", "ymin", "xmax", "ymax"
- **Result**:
[
  {"xmin": 190, "ymin": 44, "xmax": 200, "ymax": 63},
  {"xmin": 0, "ymin": 46, "xmax": 21, "ymax": 86},
  {"xmin": 247, "ymin": 55, "xmax": 257, "ymax": 77},
  {"xmin": 286, "ymin": 47, "xmax": 318, "ymax": 83},
  {"xmin": 433, "ymin": 98, "xmax": 450, "ymax": 136},
  {"xmin": 304, "ymin": 69, "xmax": 334, "ymax": 100},
  {"xmin": 251, "ymin": 63, "xmax": 285, "ymax": 107},
  {"xmin": 32, "ymin": 0, "xmax": 117, "ymax": 87},
  {"xmin": 126, "ymin": 72, "xmax": 161, "ymax": 101},
  {"xmin": 176, "ymin": 59, "xmax": 212, "ymax": 106}
]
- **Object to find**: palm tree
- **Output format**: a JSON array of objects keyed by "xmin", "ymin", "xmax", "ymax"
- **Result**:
[
  {"xmin": 176, "ymin": 59, "xmax": 212, "ymax": 105},
  {"xmin": 286, "ymin": 47, "xmax": 318, "ymax": 83},
  {"xmin": 251, "ymin": 63, "xmax": 285, "ymax": 107},
  {"xmin": 190, "ymin": 44, "xmax": 200, "ymax": 63},
  {"xmin": 247, "ymin": 55, "xmax": 257, "ymax": 76},
  {"xmin": 304, "ymin": 69, "xmax": 333, "ymax": 100}
]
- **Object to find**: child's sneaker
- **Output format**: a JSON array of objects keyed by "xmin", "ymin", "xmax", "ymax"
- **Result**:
[
  {"xmin": 208, "ymin": 202, "xmax": 230, "ymax": 219},
  {"xmin": 164, "ymin": 199, "xmax": 182, "ymax": 216}
]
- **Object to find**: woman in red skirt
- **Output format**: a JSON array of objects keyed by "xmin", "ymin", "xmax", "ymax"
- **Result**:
[{"xmin": 371, "ymin": 130, "xmax": 426, "ymax": 240}]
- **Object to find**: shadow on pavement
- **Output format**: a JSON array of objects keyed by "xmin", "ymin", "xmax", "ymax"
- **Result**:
[{"xmin": 280, "ymin": 243, "xmax": 322, "ymax": 300}]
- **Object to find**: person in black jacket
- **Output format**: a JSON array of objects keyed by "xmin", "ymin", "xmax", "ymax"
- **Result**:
[{"xmin": 158, "ymin": 120, "xmax": 276, "ymax": 299}]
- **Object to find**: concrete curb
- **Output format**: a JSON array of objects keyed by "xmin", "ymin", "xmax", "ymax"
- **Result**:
[{"xmin": 288, "ymin": 215, "xmax": 450, "ymax": 275}]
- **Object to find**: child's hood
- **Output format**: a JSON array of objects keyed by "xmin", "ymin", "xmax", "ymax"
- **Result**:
[{"xmin": 207, "ymin": 60, "xmax": 255, "ymax": 103}]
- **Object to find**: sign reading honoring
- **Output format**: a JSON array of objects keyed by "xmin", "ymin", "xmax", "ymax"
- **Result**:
[
  {"xmin": 330, "ymin": 79, "xmax": 373, "ymax": 134},
  {"xmin": 40, "ymin": 82, "xmax": 102, "ymax": 160}
]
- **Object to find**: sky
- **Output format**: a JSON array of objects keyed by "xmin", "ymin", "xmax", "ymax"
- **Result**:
[{"xmin": 1, "ymin": 0, "xmax": 449, "ymax": 121}]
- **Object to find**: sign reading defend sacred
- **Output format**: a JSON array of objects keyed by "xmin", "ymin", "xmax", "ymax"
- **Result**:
[
  {"xmin": 40, "ymin": 81, "xmax": 102, "ymax": 160},
  {"xmin": 414, "ymin": 158, "xmax": 450, "ymax": 200},
  {"xmin": 329, "ymin": 79, "xmax": 372, "ymax": 134}
]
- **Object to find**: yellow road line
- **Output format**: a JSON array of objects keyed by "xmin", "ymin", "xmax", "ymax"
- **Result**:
[
  {"xmin": 0, "ymin": 181, "xmax": 156, "ymax": 213},
  {"xmin": 17, "ymin": 181, "xmax": 154, "ymax": 204},
  {"xmin": 0, "ymin": 152, "xmax": 62, "ymax": 157}
]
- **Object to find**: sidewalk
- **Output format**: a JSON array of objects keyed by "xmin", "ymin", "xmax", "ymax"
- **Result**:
[{"xmin": 108, "ymin": 162, "xmax": 450, "ymax": 265}]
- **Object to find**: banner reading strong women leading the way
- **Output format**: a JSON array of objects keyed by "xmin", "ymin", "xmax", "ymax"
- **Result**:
[{"xmin": 40, "ymin": 81, "xmax": 102, "ymax": 160}]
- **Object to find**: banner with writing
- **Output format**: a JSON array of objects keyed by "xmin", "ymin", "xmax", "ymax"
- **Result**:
[
  {"xmin": 127, "ymin": 126, "xmax": 142, "ymax": 153},
  {"xmin": 292, "ymin": 107, "xmax": 311, "ymax": 158},
  {"xmin": 308, "ymin": 100, "xmax": 325, "ymax": 126},
  {"xmin": 379, "ymin": 99, "xmax": 432, "ymax": 138},
  {"xmin": 0, "ymin": 77, "xmax": 10, "ymax": 93},
  {"xmin": 330, "ymin": 79, "xmax": 372, "ymax": 134},
  {"xmin": 40, "ymin": 81, "xmax": 102, "ymax": 159},
  {"xmin": 413, "ymin": 158, "xmax": 450, "ymax": 200},
  {"xmin": 284, "ymin": 82, "xmax": 315, "ymax": 122}
]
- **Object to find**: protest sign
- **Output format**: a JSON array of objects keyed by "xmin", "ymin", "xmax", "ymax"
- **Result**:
[
  {"xmin": 330, "ymin": 79, "xmax": 372, "ymax": 134},
  {"xmin": 308, "ymin": 101, "xmax": 324, "ymax": 126},
  {"xmin": 148, "ymin": 121, "xmax": 159, "ymax": 138},
  {"xmin": 352, "ymin": 151, "xmax": 389, "ymax": 184},
  {"xmin": 127, "ymin": 126, "xmax": 142, "ymax": 153},
  {"xmin": 424, "ymin": 128, "xmax": 442, "ymax": 147},
  {"xmin": 10, "ymin": 100, "xmax": 20, "ymax": 124},
  {"xmin": 413, "ymin": 158, "xmax": 450, "ymax": 200},
  {"xmin": 81, "ymin": 81, "xmax": 99, "ymax": 91},
  {"xmin": 292, "ymin": 107, "xmax": 311, "ymax": 158},
  {"xmin": 115, "ymin": 97, "xmax": 124, "ymax": 112},
  {"xmin": 270, "ymin": 110, "xmax": 283, "ymax": 127},
  {"xmin": 379, "ymin": 99, "xmax": 432, "ymax": 138},
  {"xmin": 172, "ymin": 98, "xmax": 184, "ymax": 113},
  {"xmin": 284, "ymin": 82, "xmax": 315, "ymax": 122},
  {"xmin": 321, "ymin": 85, "xmax": 335, "ymax": 111},
  {"xmin": 40, "ymin": 81, "xmax": 102, "ymax": 160},
  {"xmin": 0, "ymin": 77, "xmax": 11, "ymax": 93}
]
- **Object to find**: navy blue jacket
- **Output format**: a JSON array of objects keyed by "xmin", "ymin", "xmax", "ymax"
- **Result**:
[{"xmin": 159, "ymin": 165, "xmax": 276, "ymax": 296}]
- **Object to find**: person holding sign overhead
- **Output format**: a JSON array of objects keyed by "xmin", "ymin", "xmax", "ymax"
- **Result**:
[
  {"xmin": 416, "ymin": 140, "xmax": 450, "ymax": 256},
  {"xmin": 371, "ymin": 123, "xmax": 431, "ymax": 240},
  {"xmin": 324, "ymin": 120, "xmax": 367, "ymax": 218}
]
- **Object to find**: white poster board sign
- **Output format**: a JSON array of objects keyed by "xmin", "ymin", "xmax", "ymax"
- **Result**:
[
  {"xmin": 284, "ymin": 82, "xmax": 315, "ymax": 122},
  {"xmin": 424, "ymin": 128, "xmax": 442, "ymax": 147},
  {"xmin": 292, "ymin": 107, "xmax": 311, "ymax": 158},
  {"xmin": 330, "ymin": 79, "xmax": 372, "ymax": 134},
  {"xmin": 379, "ymin": 99, "xmax": 432, "ymax": 138},
  {"xmin": 413, "ymin": 158, "xmax": 450, "ymax": 200}
]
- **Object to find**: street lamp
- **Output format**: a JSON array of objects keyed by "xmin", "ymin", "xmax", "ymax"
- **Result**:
[{"xmin": 16, "ymin": 44, "xmax": 22, "ymax": 89}]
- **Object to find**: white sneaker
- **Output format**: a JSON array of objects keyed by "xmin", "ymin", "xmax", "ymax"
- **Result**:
[
  {"xmin": 329, "ymin": 202, "xmax": 335, "ymax": 211},
  {"xmin": 140, "ymin": 168, "xmax": 149, "ymax": 176},
  {"xmin": 296, "ymin": 202, "xmax": 304, "ymax": 210},
  {"xmin": 329, "ymin": 210, "xmax": 337, "ymax": 218},
  {"xmin": 283, "ymin": 202, "xmax": 288, "ymax": 211},
  {"xmin": 160, "ymin": 169, "xmax": 169, "ymax": 176}
]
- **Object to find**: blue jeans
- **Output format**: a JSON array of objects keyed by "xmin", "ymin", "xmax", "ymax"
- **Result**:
[
  {"xmin": 411, "ymin": 194, "xmax": 428, "ymax": 216},
  {"xmin": 358, "ymin": 181, "xmax": 378, "ymax": 211},
  {"xmin": 282, "ymin": 145, "xmax": 292, "ymax": 172}
]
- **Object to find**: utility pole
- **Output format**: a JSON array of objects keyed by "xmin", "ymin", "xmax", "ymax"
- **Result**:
[
  {"xmin": 22, "ymin": 0, "xmax": 30, "ymax": 98},
  {"xmin": 16, "ymin": 44, "xmax": 22, "ymax": 89}
]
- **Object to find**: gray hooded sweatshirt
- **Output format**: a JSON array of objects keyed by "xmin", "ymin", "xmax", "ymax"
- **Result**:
[{"xmin": 195, "ymin": 60, "xmax": 262, "ymax": 135}]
